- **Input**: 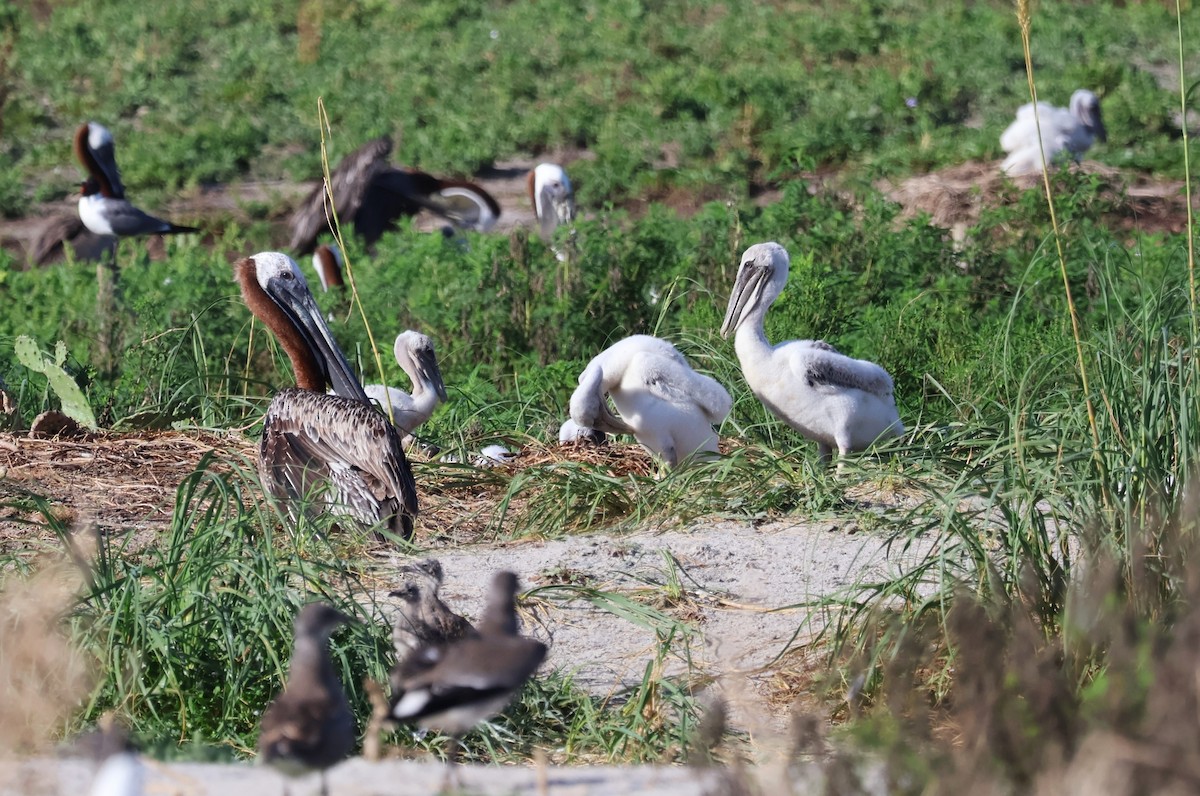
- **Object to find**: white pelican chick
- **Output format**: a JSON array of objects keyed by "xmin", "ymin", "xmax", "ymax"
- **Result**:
[
  {"xmin": 568, "ymin": 335, "xmax": 731, "ymax": 468},
  {"xmin": 720, "ymin": 242, "xmax": 903, "ymax": 465},
  {"xmin": 1000, "ymin": 89, "xmax": 1107, "ymax": 176},
  {"xmin": 527, "ymin": 163, "xmax": 576, "ymax": 239},
  {"xmin": 364, "ymin": 330, "xmax": 448, "ymax": 444},
  {"xmin": 235, "ymin": 252, "xmax": 418, "ymax": 541}
]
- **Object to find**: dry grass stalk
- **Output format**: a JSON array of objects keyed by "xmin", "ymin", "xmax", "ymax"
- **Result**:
[{"xmin": 0, "ymin": 546, "xmax": 95, "ymax": 754}]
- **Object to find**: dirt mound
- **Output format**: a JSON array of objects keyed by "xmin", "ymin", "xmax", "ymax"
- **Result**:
[{"xmin": 879, "ymin": 160, "xmax": 1195, "ymax": 241}]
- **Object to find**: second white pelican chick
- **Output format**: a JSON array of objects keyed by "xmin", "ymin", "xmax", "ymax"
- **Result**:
[
  {"xmin": 568, "ymin": 335, "xmax": 731, "ymax": 468},
  {"xmin": 720, "ymin": 242, "xmax": 903, "ymax": 465},
  {"xmin": 1000, "ymin": 89, "xmax": 1107, "ymax": 176},
  {"xmin": 365, "ymin": 330, "xmax": 448, "ymax": 444}
]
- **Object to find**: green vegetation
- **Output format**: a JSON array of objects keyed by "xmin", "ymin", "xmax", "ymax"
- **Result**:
[
  {"xmin": 0, "ymin": 0, "xmax": 1197, "ymax": 791},
  {"xmin": 0, "ymin": 0, "xmax": 1194, "ymax": 211}
]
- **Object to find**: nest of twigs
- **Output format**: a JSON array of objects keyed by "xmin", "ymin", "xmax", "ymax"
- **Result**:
[
  {"xmin": 0, "ymin": 430, "xmax": 664, "ymax": 550},
  {"xmin": 0, "ymin": 431, "xmax": 253, "ymax": 545}
]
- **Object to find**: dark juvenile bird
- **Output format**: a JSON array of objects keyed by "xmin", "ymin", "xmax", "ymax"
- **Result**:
[
  {"xmin": 234, "ymin": 251, "xmax": 418, "ymax": 541},
  {"xmin": 288, "ymin": 136, "xmax": 500, "ymax": 254},
  {"xmin": 390, "ymin": 571, "xmax": 547, "ymax": 790},
  {"xmin": 387, "ymin": 559, "xmax": 476, "ymax": 705},
  {"xmin": 73, "ymin": 122, "xmax": 198, "ymax": 239},
  {"xmin": 258, "ymin": 603, "xmax": 357, "ymax": 796},
  {"xmin": 388, "ymin": 558, "xmax": 474, "ymax": 664}
]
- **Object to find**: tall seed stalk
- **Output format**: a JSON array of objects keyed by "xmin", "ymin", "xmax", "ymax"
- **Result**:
[
  {"xmin": 314, "ymin": 99, "xmax": 389, "ymax": 400},
  {"xmin": 1175, "ymin": 0, "xmax": 1196, "ymax": 336},
  {"xmin": 1015, "ymin": 0, "xmax": 1110, "ymax": 512}
]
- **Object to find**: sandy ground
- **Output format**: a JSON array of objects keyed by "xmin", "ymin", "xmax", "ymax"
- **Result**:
[
  {"xmin": 0, "ymin": 429, "xmax": 928, "ymax": 794},
  {"xmin": 378, "ymin": 516, "xmax": 934, "ymax": 715}
]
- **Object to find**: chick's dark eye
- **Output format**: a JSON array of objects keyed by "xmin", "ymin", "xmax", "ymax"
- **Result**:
[{"xmin": 282, "ymin": 270, "xmax": 294, "ymax": 280}]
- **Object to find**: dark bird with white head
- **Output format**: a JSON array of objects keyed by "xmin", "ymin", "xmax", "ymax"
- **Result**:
[
  {"xmin": 289, "ymin": 137, "xmax": 500, "ymax": 254},
  {"xmin": 234, "ymin": 251, "xmax": 418, "ymax": 541},
  {"xmin": 73, "ymin": 123, "xmax": 198, "ymax": 239}
]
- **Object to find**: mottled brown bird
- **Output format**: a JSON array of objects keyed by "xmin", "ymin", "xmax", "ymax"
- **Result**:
[
  {"xmin": 388, "ymin": 559, "xmax": 474, "ymax": 682},
  {"xmin": 390, "ymin": 571, "xmax": 547, "ymax": 791},
  {"xmin": 258, "ymin": 603, "xmax": 357, "ymax": 796},
  {"xmin": 235, "ymin": 251, "xmax": 418, "ymax": 541}
]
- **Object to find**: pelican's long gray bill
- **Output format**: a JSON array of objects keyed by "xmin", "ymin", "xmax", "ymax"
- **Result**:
[
  {"xmin": 719, "ymin": 262, "xmax": 769, "ymax": 339},
  {"xmin": 414, "ymin": 346, "xmax": 448, "ymax": 402},
  {"xmin": 266, "ymin": 272, "xmax": 370, "ymax": 403}
]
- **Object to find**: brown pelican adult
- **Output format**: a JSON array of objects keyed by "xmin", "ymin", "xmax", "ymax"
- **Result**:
[
  {"xmin": 1000, "ymin": 89, "xmax": 1107, "ymax": 176},
  {"xmin": 73, "ymin": 123, "xmax": 198, "ymax": 238},
  {"xmin": 234, "ymin": 251, "xmax": 418, "ymax": 540},
  {"xmin": 288, "ymin": 137, "xmax": 500, "ymax": 254},
  {"xmin": 568, "ymin": 334, "xmax": 731, "ymax": 468},
  {"xmin": 721, "ymin": 242, "xmax": 904, "ymax": 465},
  {"xmin": 363, "ymin": 330, "xmax": 448, "ymax": 445}
]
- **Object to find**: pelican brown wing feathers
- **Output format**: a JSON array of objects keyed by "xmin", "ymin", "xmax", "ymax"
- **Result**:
[{"xmin": 260, "ymin": 388, "xmax": 417, "ymax": 540}]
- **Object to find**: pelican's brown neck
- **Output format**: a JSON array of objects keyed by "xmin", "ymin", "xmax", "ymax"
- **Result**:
[
  {"xmin": 73, "ymin": 125, "xmax": 114, "ymax": 198},
  {"xmin": 316, "ymin": 248, "xmax": 343, "ymax": 288},
  {"xmin": 235, "ymin": 257, "xmax": 324, "ymax": 391},
  {"xmin": 525, "ymin": 170, "xmax": 537, "ymax": 214}
]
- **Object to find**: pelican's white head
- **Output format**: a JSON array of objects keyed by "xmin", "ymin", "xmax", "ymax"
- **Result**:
[
  {"xmin": 252, "ymin": 251, "xmax": 311, "ymax": 292},
  {"xmin": 87, "ymin": 122, "xmax": 115, "ymax": 151},
  {"xmin": 720, "ymin": 242, "xmax": 790, "ymax": 339},
  {"xmin": 531, "ymin": 163, "xmax": 576, "ymax": 236},
  {"xmin": 1069, "ymin": 89, "xmax": 1106, "ymax": 142}
]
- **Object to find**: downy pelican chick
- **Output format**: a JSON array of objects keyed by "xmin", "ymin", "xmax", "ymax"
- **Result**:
[
  {"xmin": 364, "ymin": 330, "xmax": 448, "ymax": 445},
  {"xmin": 1000, "ymin": 89, "xmax": 1107, "ymax": 176},
  {"xmin": 568, "ymin": 335, "xmax": 731, "ymax": 468},
  {"xmin": 720, "ymin": 242, "xmax": 903, "ymax": 465}
]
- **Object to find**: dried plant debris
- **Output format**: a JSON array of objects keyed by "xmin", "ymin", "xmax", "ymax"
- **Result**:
[{"xmin": 0, "ymin": 552, "xmax": 94, "ymax": 754}]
